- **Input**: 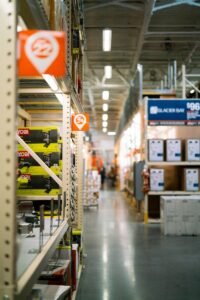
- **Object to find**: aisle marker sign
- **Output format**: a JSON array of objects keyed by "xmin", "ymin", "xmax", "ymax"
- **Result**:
[
  {"xmin": 72, "ymin": 113, "xmax": 89, "ymax": 131},
  {"xmin": 18, "ymin": 30, "xmax": 66, "ymax": 76}
]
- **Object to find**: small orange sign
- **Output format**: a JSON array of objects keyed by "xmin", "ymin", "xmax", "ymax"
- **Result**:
[
  {"xmin": 72, "ymin": 113, "xmax": 89, "ymax": 131},
  {"xmin": 18, "ymin": 30, "xmax": 66, "ymax": 77}
]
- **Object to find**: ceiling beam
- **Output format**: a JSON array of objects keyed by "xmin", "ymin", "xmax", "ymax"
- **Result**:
[
  {"xmin": 84, "ymin": 0, "xmax": 124, "ymax": 12},
  {"xmin": 153, "ymin": 0, "xmax": 200, "ymax": 12},
  {"xmin": 130, "ymin": 0, "xmax": 156, "ymax": 78},
  {"xmin": 113, "ymin": 2, "xmax": 143, "ymax": 11},
  {"xmin": 115, "ymin": 69, "xmax": 130, "ymax": 86},
  {"xmin": 146, "ymin": 31, "xmax": 200, "ymax": 36}
]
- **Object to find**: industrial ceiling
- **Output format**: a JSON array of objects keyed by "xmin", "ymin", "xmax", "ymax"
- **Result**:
[{"xmin": 83, "ymin": 0, "xmax": 200, "ymax": 135}]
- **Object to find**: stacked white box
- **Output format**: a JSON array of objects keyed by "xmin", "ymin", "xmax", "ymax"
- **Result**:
[
  {"xmin": 184, "ymin": 169, "xmax": 199, "ymax": 191},
  {"xmin": 148, "ymin": 139, "xmax": 164, "ymax": 161},
  {"xmin": 181, "ymin": 199, "xmax": 197, "ymax": 235},
  {"xmin": 161, "ymin": 196, "xmax": 200, "ymax": 235},
  {"xmin": 166, "ymin": 139, "xmax": 181, "ymax": 161},
  {"xmin": 162, "ymin": 198, "xmax": 183, "ymax": 235},
  {"xmin": 150, "ymin": 169, "xmax": 164, "ymax": 191},
  {"xmin": 186, "ymin": 139, "xmax": 200, "ymax": 161}
]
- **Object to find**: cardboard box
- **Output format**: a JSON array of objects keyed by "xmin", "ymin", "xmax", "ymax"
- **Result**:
[
  {"xmin": 150, "ymin": 169, "xmax": 164, "ymax": 191},
  {"xmin": 148, "ymin": 139, "xmax": 164, "ymax": 161},
  {"xmin": 161, "ymin": 196, "xmax": 200, "ymax": 235},
  {"xmin": 166, "ymin": 139, "xmax": 181, "ymax": 161},
  {"xmin": 186, "ymin": 139, "xmax": 200, "ymax": 161},
  {"xmin": 184, "ymin": 168, "xmax": 199, "ymax": 191}
]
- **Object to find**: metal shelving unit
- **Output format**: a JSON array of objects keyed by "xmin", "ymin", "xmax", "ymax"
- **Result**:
[
  {"xmin": 0, "ymin": 1, "xmax": 84, "ymax": 299},
  {"xmin": 144, "ymin": 98, "xmax": 200, "ymax": 224}
]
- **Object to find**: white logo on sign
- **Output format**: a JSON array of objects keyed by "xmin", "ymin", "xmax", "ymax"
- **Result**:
[
  {"xmin": 150, "ymin": 106, "xmax": 158, "ymax": 114},
  {"xmin": 74, "ymin": 114, "xmax": 87, "ymax": 130},
  {"xmin": 25, "ymin": 31, "xmax": 59, "ymax": 73}
]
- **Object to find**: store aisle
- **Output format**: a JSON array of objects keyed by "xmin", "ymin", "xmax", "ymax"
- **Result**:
[{"xmin": 76, "ymin": 189, "xmax": 200, "ymax": 300}]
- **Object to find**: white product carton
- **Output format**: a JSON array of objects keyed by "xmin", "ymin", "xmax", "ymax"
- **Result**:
[
  {"xmin": 150, "ymin": 169, "xmax": 164, "ymax": 191},
  {"xmin": 161, "ymin": 196, "xmax": 200, "ymax": 236},
  {"xmin": 186, "ymin": 139, "xmax": 200, "ymax": 161},
  {"xmin": 148, "ymin": 139, "xmax": 164, "ymax": 161},
  {"xmin": 181, "ymin": 199, "xmax": 197, "ymax": 235},
  {"xmin": 166, "ymin": 139, "xmax": 181, "ymax": 161},
  {"xmin": 184, "ymin": 169, "xmax": 199, "ymax": 191}
]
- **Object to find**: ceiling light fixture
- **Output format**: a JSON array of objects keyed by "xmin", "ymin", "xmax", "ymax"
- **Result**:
[
  {"xmin": 102, "ymin": 127, "xmax": 107, "ymax": 133},
  {"xmin": 102, "ymin": 90, "xmax": 109, "ymax": 100},
  {"xmin": 102, "ymin": 121, "xmax": 108, "ymax": 128},
  {"xmin": 102, "ymin": 103, "xmax": 109, "ymax": 112},
  {"xmin": 102, "ymin": 114, "xmax": 108, "ymax": 121},
  {"xmin": 103, "ymin": 29, "xmax": 112, "ymax": 52},
  {"xmin": 107, "ymin": 132, "xmax": 116, "ymax": 136},
  {"xmin": 104, "ymin": 65, "xmax": 112, "ymax": 79}
]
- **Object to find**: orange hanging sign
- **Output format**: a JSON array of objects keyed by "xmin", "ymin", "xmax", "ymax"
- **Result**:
[
  {"xmin": 71, "ymin": 113, "xmax": 89, "ymax": 131},
  {"xmin": 18, "ymin": 30, "xmax": 66, "ymax": 77}
]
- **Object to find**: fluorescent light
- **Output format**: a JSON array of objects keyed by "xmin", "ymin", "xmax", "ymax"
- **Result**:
[
  {"xmin": 102, "ymin": 114, "xmax": 108, "ymax": 121},
  {"xmin": 102, "ymin": 121, "xmax": 108, "ymax": 128},
  {"xmin": 103, "ymin": 29, "xmax": 112, "ymax": 52},
  {"xmin": 102, "ymin": 128, "xmax": 107, "ymax": 133},
  {"xmin": 107, "ymin": 131, "xmax": 116, "ymax": 136},
  {"xmin": 102, "ymin": 91, "xmax": 109, "ymax": 100},
  {"xmin": 104, "ymin": 65, "xmax": 112, "ymax": 79},
  {"xmin": 102, "ymin": 103, "xmax": 109, "ymax": 112},
  {"xmin": 43, "ymin": 74, "xmax": 58, "ymax": 91}
]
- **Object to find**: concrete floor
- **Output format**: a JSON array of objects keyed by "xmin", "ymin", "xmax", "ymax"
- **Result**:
[{"xmin": 76, "ymin": 189, "xmax": 200, "ymax": 300}]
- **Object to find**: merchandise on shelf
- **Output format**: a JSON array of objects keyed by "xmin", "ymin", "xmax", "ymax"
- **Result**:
[
  {"xmin": 148, "ymin": 139, "xmax": 164, "ymax": 161},
  {"xmin": 186, "ymin": 139, "xmax": 200, "ymax": 161},
  {"xmin": 18, "ymin": 143, "xmax": 61, "ymax": 168},
  {"xmin": 18, "ymin": 126, "xmax": 59, "ymax": 145},
  {"xmin": 150, "ymin": 169, "xmax": 164, "ymax": 191},
  {"xmin": 83, "ymin": 170, "xmax": 100, "ymax": 207},
  {"xmin": 184, "ymin": 168, "xmax": 199, "ymax": 191},
  {"xmin": 166, "ymin": 139, "xmax": 181, "ymax": 161}
]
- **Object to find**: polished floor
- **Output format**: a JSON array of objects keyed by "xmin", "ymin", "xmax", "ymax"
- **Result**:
[{"xmin": 76, "ymin": 188, "xmax": 200, "ymax": 300}]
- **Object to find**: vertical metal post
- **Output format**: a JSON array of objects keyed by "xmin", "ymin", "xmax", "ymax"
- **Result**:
[
  {"xmin": 62, "ymin": 97, "xmax": 71, "ymax": 222},
  {"xmin": 168, "ymin": 63, "xmax": 171, "ymax": 89},
  {"xmin": 182, "ymin": 64, "xmax": 186, "ymax": 99},
  {"xmin": 144, "ymin": 98, "xmax": 148, "ymax": 224},
  {"xmin": 75, "ymin": 132, "xmax": 83, "ymax": 230},
  {"xmin": 170, "ymin": 65, "xmax": 173, "ymax": 89},
  {"xmin": 0, "ymin": 1, "xmax": 17, "ymax": 299},
  {"xmin": 173, "ymin": 60, "xmax": 177, "ymax": 90},
  {"xmin": 67, "ymin": 0, "xmax": 72, "ymax": 75},
  {"xmin": 164, "ymin": 75, "xmax": 167, "ymax": 89}
]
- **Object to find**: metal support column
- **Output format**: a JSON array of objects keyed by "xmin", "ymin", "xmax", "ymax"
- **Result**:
[
  {"xmin": 67, "ymin": 0, "xmax": 72, "ymax": 75},
  {"xmin": 0, "ymin": 1, "xmax": 17, "ymax": 299},
  {"xmin": 182, "ymin": 64, "xmax": 186, "ymax": 98},
  {"xmin": 75, "ymin": 132, "xmax": 83, "ymax": 230},
  {"xmin": 144, "ymin": 98, "xmax": 148, "ymax": 224},
  {"xmin": 62, "ymin": 96, "xmax": 71, "ymax": 221}
]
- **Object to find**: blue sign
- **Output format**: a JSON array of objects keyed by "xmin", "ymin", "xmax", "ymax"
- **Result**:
[{"xmin": 148, "ymin": 99, "xmax": 200, "ymax": 126}]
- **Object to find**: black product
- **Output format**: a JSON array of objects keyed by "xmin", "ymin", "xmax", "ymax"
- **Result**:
[
  {"xmin": 18, "ymin": 152, "xmax": 60, "ymax": 168},
  {"xmin": 18, "ymin": 128, "xmax": 58, "ymax": 146},
  {"xmin": 19, "ymin": 175, "xmax": 59, "ymax": 193}
]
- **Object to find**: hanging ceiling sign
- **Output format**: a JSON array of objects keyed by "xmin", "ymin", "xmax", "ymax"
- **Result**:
[
  {"xmin": 71, "ymin": 113, "xmax": 89, "ymax": 131},
  {"xmin": 148, "ymin": 99, "xmax": 200, "ymax": 126},
  {"xmin": 18, "ymin": 30, "xmax": 66, "ymax": 76}
]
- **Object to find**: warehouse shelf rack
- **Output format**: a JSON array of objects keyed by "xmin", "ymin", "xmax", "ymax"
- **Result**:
[
  {"xmin": 144, "ymin": 98, "xmax": 200, "ymax": 224},
  {"xmin": 0, "ymin": 1, "xmax": 84, "ymax": 299}
]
